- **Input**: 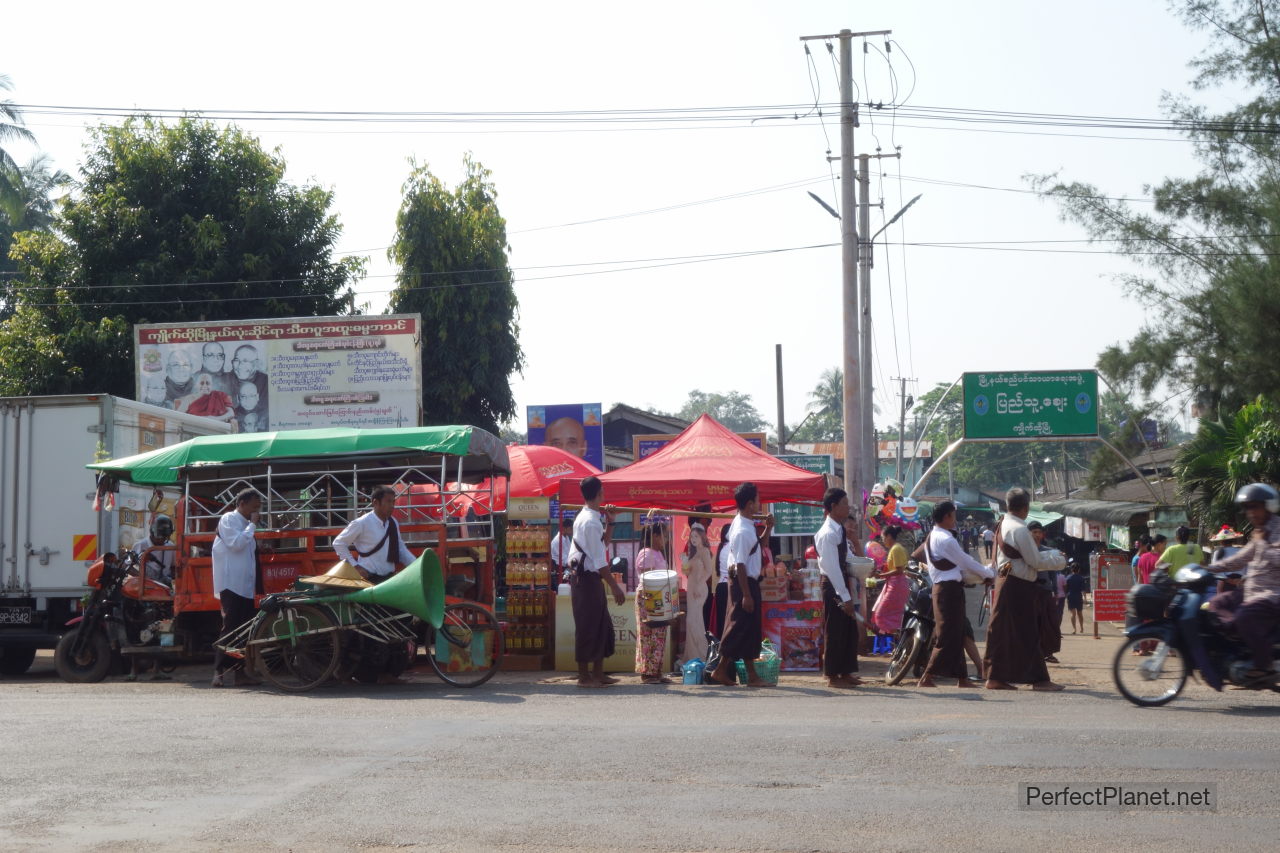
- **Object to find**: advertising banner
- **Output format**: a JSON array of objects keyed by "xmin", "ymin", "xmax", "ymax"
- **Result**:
[
  {"xmin": 135, "ymin": 315, "xmax": 422, "ymax": 433},
  {"xmin": 772, "ymin": 454, "xmax": 834, "ymax": 536},
  {"xmin": 632, "ymin": 431, "xmax": 766, "ymax": 461},
  {"xmin": 528, "ymin": 403, "xmax": 604, "ymax": 470},
  {"xmin": 761, "ymin": 602, "xmax": 826, "ymax": 671},
  {"xmin": 962, "ymin": 370, "xmax": 1099, "ymax": 440}
]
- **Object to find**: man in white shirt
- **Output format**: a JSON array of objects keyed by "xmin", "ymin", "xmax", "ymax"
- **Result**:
[
  {"xmin": 713, "ymin": 522, "xmax": 732, "ymax": 635},
  {"xmin": 708, "ymin": 482, "xmax": 774, "ymax": 687},
  {"xmin": 815, "ymin": 487, "xmax": 861, "ymax": 689},
  {"xmin": 982, "ymin": 526, "xmax": 995, "ymax": 559},
  {"xmin": 211, "ymin": 488, "xmax": 263, "ymax": 687},
  {"xmin": 549, "ymin": 518, "xmax": 573, "ymax": 575},
  {"xmin": 919, "ymin": 500, "xmax": 994, "ymax": 689},
  {"xmin": 983, "ymin": 488, "xmax": 1068, "ymax": 691},
  {"xmin": 133, "ymin": 514, "xmax": 176, "ymax": 585},
  {"xmin": 568, "ymin": 476, "xmax": 625, "ymax": 688},
  {"xmin": 333, "ymin": 485, "xmax": 416, "ymax": 584}
]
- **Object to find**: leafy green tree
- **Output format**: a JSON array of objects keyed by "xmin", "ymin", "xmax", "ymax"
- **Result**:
[
  {"xmin": 0, "ymin": 74, "xmax": 36, "ymax": 218},
  {"xmin": 0, "ymin": 116, "xmax": 362, "ymax": 397},
  {"xmin": 672, "ymin": 389, "xmax": 768, "ymax": 433},
  {"xmin": 1174, "ymin": 395, "xmax": 1280, "ymax": 527},
  {"xmin": 1033, "ymin": 0, "xmax": 1280, "ymax": 418},
  {"xmin": 1, "ymin": 153, "xmax": 72, "ymax": 315},
  {"xmin": 389, "ymin": 155, "xmax": 522, "ymax": 434}
]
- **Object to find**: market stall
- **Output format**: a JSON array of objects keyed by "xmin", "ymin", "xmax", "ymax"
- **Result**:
[{"xmin": 558, "ymin": 414, "xmax": 829, "ymax": 672}]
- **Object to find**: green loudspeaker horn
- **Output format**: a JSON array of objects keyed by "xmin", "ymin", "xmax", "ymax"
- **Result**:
[{"xmin": 333, "ymin": 549, "xmax": 445, "ymax": 628}]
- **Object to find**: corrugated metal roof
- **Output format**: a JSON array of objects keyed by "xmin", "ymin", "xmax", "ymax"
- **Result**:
[{"xmin": 1041, "ymin": 499, "xmax": 1154, "ymax": 525}]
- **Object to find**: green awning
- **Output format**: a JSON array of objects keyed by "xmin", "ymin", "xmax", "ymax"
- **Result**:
[
  {"xmin": 1026, "ymin": 509, "xmax": 1064, "ymax": 527},
  {"xmin": 88, "ymin": 425, "xmax": 509, "ymax": 485}
]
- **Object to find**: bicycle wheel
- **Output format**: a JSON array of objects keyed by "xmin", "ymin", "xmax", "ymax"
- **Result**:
[
  {"xmin": 251, "ymin": 604, "xmax": 343, "ymax": 692},
  {"xmin": 426, "ymin": 602, "xmax": 503, "ymax": 687},
  {"xmin": 1113, "ymin": 637, "xmax": 1187, "ymax": 707}
]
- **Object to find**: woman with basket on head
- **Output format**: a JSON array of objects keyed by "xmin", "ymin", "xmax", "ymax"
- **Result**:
[{"xmin": 635, "ymin": 523, "xmax": 675, "ymax": 684}]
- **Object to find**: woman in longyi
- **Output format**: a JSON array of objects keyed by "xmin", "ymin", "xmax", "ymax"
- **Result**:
[{"xmin": 635, "ymin": 524, "xmax": 673, "ymax": 683}]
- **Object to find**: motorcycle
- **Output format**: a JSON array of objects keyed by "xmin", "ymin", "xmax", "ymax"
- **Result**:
[
  {"xmin": 884, "ymin": 564, "xmax": 933, "ymax": 685},
  {"xmin": 1113, "ymin": 564, "xmax": 1280, "ymax": 707},
  {"xmin": 54, "ymin": 550, "xmax": 175, "ymax": 682}
]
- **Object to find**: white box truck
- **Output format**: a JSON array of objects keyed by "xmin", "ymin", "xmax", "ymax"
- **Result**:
[{"xmin": 0, "ymin": 395, "xmax": 231, "ymax": 675}]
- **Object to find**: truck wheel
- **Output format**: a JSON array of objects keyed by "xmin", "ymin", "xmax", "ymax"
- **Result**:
[
  {"xmin": 0, "ymin": 647, "xmax": 37, "ymax": 675},
  {"xmin": 54, "ymin": 628, "xmax": 112, "ymax": 683}
]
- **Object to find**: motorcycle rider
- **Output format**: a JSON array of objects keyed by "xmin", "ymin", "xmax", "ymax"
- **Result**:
[
  {"xmin": 1212, "ymin": 483, "xmax": 1280, "ymax": 682},
  {"xmin": 133, "ymin": 515, "xmax": 176, "ymax": 585}
]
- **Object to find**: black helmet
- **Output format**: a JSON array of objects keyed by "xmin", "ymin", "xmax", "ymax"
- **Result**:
[
  {"xmin": 1234, "ymin": 483, "xmax": 1279, "ymax": 513},
  {"xmin": 150, "ymin": 514, "xmax": 174, "ymax": 541}
]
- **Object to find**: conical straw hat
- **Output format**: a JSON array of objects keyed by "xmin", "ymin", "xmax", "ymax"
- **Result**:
[
  {"xmin": 299, "ymin": 560, "xmax": 372, "ymax": 589},
  {"xmin": 1210, "ymin": 525, "xmax": 1243, "ymax": 543}
]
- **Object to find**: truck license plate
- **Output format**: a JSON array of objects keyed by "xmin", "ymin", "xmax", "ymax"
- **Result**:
[{"xmin": 0, "ymin": 606, "xmax": 33, "ymax": 625}]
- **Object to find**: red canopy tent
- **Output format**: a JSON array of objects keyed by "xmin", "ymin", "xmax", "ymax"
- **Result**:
[
  {"xmin": 459, "ymin": 444, "xmax": 602, "ymax": 515},
  {"xmin": 559, "ymin": 414, "xmax": 826, "ymax": 511}
]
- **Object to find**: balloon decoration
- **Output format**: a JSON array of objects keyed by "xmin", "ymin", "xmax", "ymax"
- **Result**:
[{"xmin": 864, "ymin": 480, "xmax": 922, "ymax": 539}]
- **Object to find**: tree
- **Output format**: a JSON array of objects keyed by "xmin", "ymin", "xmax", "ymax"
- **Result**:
[
  {"xmin": 672, "ymin": 389, "xmax": 768, "ymax": 433},
  {"xmin": 389, "ymin": 156, "xmax": 522, "ymax": 434},
  {"xmin": 0, "ymin": 116, "xmax": 362, "ymax": 397},
  {"xmin": 0, "ymin": 74, "xmax": 36, "ymax": 218},
  {"xmin": 1174, "ymin": 395, "xmax": 1280, "ymax": 527},
  {"xmin": 1, "ymin": 153, "xmax": 72, "ymax": 315},
  {"xmin": 1033, "ymin": 0, "xmax": 1280, "ymax": 418},
  {"xmin": 790, "ymin": 367, "xmax": 843, "ymax": 442}
]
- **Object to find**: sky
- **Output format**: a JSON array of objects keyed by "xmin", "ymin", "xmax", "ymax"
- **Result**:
[{"xmin": 4, "ymin": 0, "xmax": 1229, "ymax": 437}]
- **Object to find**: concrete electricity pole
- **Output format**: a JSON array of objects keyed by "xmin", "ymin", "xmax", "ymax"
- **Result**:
[
  {"xmin": 893, "ymin": 376, "xmax": 914, "ymax": 480},
  {"xmin": 800, "ymin": 27, "xmax": 890, "ymax": 510}
]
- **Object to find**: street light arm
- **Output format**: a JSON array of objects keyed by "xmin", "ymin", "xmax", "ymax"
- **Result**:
[{"xmin": 870, "ymin": 193, "xmax": 922, "ymax": 242}]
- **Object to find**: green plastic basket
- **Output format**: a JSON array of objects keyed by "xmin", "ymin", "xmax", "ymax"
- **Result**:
[{"xmin": 734, "ymin": 656, "xmax": 781, "ymax": 685}]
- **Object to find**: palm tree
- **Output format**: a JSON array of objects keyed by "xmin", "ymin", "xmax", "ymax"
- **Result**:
[
  {"xmin": 1, "ymin": 153, "xmax": 72, "ymax": 317},
  {"xmin": 1173, "ymin": 396, "xmax": 1280, "ymax": 529},
  {"xmin": 0, "ymin": 74, "xmax": 37, "ymax": 219}
]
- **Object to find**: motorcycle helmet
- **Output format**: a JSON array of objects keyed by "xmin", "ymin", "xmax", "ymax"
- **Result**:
[
  {"xmin": 1234, "ymin": 483, "xmax": 1280, "ymax": 513},
  {"xmin": 150, "ymin": 514, "xmax": 174, "ymax": 542}
]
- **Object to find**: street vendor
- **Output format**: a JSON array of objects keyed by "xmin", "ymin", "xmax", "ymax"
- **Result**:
[{"xmin": 333, "ymin": 486, "xmax": 416, "ymax": 584}]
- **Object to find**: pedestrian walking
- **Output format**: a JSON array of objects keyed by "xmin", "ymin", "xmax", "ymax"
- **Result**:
[
  {"xmin": 568, "ymin": 476, "xmax": 626, "ymax": 689},
  {"xmin": 707, "ymin": 482, "xmax": 774, "ymax": 687},
  {"xmin": 635, "ymin": 523, "xmax": 674, "ymax": 684},
  {"xmin": 815, "ymin": 488, "xmax": 860, "ymax": 688},
  {"xmin": 982, "ymin": 488, "xmax": 1067, "ymax": 691},
  {"xmin": 918, "ymin": 501, "xmax": 993, "ymax": 688}
]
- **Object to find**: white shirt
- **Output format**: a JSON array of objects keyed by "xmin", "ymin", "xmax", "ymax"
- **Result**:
[
  {"xmin": 717, "ymin": 543, "xmax": 730, "ymax": 583},
  {"xmin": 568, "ymin": 507, "xmax": 608, "ymax": 573},
  {"xmin": 133, "ymin": 537, "xmax": 175, "ymax": 583},
  {"xmin": 814, "ymin": 516, "xmax": 853, "ymax": 602},
  {"xmin": 333, "ymin": 510, "xmax": 415, "ymax": 577},
  {"xmin": 982, "ymin": 529, "xmax": 994, "ymax": 543},
  {"xmin": 212, "ymin": 510, "xmax": 257, "ymax": 599},
  {"xmin": 996, "ymin": 513, "xmax": 1066, "ymax": 582},
  {"xmin": 924, "ymin": 526, "xmax": 994, "ymax": 585},
  {"xmin": 726, "ymin": 514, "xmax": 762, "ymax": 580},
  {"xmin": 550, "ymin": 531, "xmax": 570, "ymax": 568}
]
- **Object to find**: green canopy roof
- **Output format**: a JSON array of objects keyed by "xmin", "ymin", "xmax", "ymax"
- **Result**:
[{"xmin": 88, "ymin": 425, "xmax": 509, "ymax": 485}]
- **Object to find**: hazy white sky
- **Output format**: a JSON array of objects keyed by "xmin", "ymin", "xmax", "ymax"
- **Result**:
[{"xmin": 5, "ymin": 1, "xmax": 1225, "ymax": 434}]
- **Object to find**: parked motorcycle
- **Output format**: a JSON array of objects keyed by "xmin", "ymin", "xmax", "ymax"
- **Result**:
[
  {"xmin": 1113, "ymin": 564, "xmax": 1280, "ymax": 707},
  {"xmin": 884, "ymin": 564, "xmax": 933, "ymax": 685},
  {"xmin": 54, "ymin": 550, "xmax": 174, "ymax": 682}
]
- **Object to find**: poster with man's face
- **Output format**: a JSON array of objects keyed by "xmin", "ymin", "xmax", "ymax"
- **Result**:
[{"xmin": 527, "ymin": 403, "xmax": 603, "ymax": 470}]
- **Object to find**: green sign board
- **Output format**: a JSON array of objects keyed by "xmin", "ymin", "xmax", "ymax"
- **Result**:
[
  {"xmin": 962, "ymin": 370, "xmax": 1099, "ymax": 440},
  {"xmin": 772, "ymin": 454, "xmax": 833, "ymax": 536}
]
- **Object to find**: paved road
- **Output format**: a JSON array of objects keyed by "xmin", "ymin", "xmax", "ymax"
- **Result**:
[{"xmin": 3, "ymin": 626, "xmax": 1279, "ymax": 852}]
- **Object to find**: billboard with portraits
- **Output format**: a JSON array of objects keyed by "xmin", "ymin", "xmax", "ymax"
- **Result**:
[
  {"xmin": 135, "ymin": 315, "xmax": 422, "ymax": 433},
  {"xmin": 527, "ymin": 403, "xmax": 604, "ymax": 470}
]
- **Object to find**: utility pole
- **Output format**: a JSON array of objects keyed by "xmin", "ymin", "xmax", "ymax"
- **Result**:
[
  {"xmin": 858, "ymin": 153, "xmax": 874, "ymax": 493},
  {"xmin": 800, "ymin": 27, "xmax": 890, "ymax": 510},
  {"xmin": 1062, "ymin": 443, "xmax": 1070, "ymax": 499},
  {"xmin": 775, "ymin": 344, "xmax": 786, "ymax": 454},
  {"xmin": 892, "ymin": 376, "xmax": 914, "ymax": 480}
]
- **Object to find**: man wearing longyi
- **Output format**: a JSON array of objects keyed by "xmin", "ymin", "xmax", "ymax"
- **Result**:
[
  {"xmin": 568, "ymin": 476, "xmax": 626, "ymax": 688},
  {"xmin": 983, "ymin": 487, "xmax": 1068, "ymax": 691},
  {"xmin": 707, "ymin": 481, "xmax": 774, "ymax": 687},
  {"xmin": 333, "ymin": 485, "xmax": 416, "ymax": 584},
  {"xmin": 918, "ymin": 500, "xmax": 993, "ymax": 688}
]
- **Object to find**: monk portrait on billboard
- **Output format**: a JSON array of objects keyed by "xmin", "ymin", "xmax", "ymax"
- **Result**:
[{"xmin": 546, "ymin": 416, "xmax": 587, "ymax": 458}]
